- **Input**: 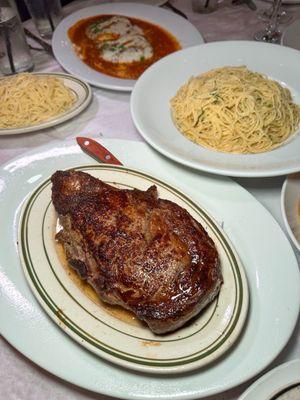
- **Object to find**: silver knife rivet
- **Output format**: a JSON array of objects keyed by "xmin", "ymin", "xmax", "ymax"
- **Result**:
[
  {"xmin": 84, "ymin": 140, "xmax": 90, "ymax": 146},
  {"xmin": 105, "ymin": 154, "xmax": 111, "ymax": 160}
]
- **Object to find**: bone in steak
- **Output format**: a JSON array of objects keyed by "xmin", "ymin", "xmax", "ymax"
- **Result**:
[{"xmin": 51, "ymin": 170, "xmax": 222, "ymax": 334}]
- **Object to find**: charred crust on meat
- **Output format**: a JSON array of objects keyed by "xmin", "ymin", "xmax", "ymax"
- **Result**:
[{"xmin": 51, "ymin": 170, "xmax": 223, "ymax": 334}]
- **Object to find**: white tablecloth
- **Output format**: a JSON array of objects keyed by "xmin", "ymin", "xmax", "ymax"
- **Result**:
[{"xmin": 0, "ymin": 1, "xmax": 299, "ymax": 399}]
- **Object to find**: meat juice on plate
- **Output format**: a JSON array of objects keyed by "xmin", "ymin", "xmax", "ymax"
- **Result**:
[{"xmin": 55, "ymin": 239, "xmax": 141, "ymax": 327}]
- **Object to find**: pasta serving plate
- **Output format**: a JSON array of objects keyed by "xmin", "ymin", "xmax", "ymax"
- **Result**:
[
  {"xmin": 131, "ymin": 41, "xmax": 300, "ymax": 177},
  {"xmin": 18, "ymin": 164, "xmax": 248, "ymax": 374},
  {"xmin": 0, "ymin": 73, "xmax": 92, "ymax": 136}
]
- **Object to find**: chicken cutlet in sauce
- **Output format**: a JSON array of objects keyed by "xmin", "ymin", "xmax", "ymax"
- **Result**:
[{"xmin": 68, "ymin": 14, "xmax": 181, "ymax": 79}]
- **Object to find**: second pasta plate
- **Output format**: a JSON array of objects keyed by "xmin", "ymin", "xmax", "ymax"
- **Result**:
[
  {"xmin": 0, "ymin": 73, "xmax": 92, "ymax": 136},
  {"xmin": 131, "ymin": 41, "xmax": 300, "ymax": 177}
]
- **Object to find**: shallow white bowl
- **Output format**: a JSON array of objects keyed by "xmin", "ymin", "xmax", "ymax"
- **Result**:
[{"xmin": 131, "ymin": 41, "xmax": 300, "ymax": 177}]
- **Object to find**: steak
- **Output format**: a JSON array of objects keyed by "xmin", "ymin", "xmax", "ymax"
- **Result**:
[{"xmin": 51, "ymin": 170, "xmax": 222, "ymax": 334}]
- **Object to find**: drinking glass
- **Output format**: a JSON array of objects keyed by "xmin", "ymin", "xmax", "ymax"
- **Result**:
[
  {"xmin": 192, "ymin": 0, "xmax": 218, "ymax": 13},
  {"xmin": 258, "ymin": 1, "xmax": 291, "ymax": 24},
  {"xmin": 254, "ymin": 0, "xmax": 283, "ymax": 43},
  {"xmin": 0, "ymin": 0, "xmax": 34, "ymax": 75},
  {"xmin": 23, "ymin": 0, "xmax": 62, "ymax": 38}
]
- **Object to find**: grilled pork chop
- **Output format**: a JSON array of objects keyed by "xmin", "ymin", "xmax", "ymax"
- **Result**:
[{"xmin": 51, "ymin": 170, "xmax": 222, "ymax": 334}]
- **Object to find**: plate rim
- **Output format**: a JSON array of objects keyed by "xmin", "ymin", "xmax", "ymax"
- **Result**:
[
  {"xmin": 52, "ymin": 2, "xmax": 204, "ymax": 91},
  {"xmin": 281, "ymin": 18, "xmax": 300, "ymax": 49},
  {"xmin": 239, "ymin": 359, "xmax": 300, "ymax": 399},
  {"xmin": 17, "ymin": 163, "xmax": 249, "ymax": 374},
  {"xmin": 130, "ymin": 40, "xmax": 300, "ymax": 178},
  {"xmin": 0, "ymin": 72, "xmax": 92, "ymax": 136},
  {"xmin": 281, "ymin": 173, "xmax": 300, "ymax": 251}
]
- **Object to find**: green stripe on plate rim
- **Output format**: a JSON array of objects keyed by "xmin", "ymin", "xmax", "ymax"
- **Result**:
[
  {"xmin": 20, "ymin": 165, "xmax": 244, "ymax": 367},
  {"xmin": 20, "ymin": 167, "xmax": 241, "ymax": 364}
]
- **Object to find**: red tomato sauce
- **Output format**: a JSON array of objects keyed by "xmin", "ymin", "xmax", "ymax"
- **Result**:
[{"xmin": 68, "ymin": 14, "xmax": 181, "ymax": 80}]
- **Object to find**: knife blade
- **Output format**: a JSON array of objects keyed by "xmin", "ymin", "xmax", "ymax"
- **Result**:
[
  {"xmin": 76, "ymin": 137, "xmax": 123, "ymax": 166},
  {"xmin": 24, "ymin": 28, "xmax": 54, "ymax": 56},
  {"xmin": 163, "ymin": 1, "xmax": 188, "ymax": 19}
]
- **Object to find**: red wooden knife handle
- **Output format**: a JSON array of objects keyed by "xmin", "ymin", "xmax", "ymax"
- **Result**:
[{"xmin": 76, "ymin": 137, "xmax": 123, "ymax": 166}]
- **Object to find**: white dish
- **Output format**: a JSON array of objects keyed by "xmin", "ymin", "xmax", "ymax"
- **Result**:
[
  {"xmin": 0, "ymin": 139, "xmax": 299, "ymax": 399},
  {"xmin": 239, "ymin": 359, "xmax": 300, "ymax": 399},
  {"xmin": 281, "ymin": 19, "xmax": 300, "ymax": 51},
  {"xmin": 281, "ymin": 172, "xmax": 300, "ymax": 251},
  {"xmin": 52, "ymin": 3, "xmax": 203, "ymax": 91},
  {"xmin": 131, "ymin": 41, "xmax": 300, "ymax": 177},
  {"xmin": 0, "ymin": 72, "xmax": 92, "ymax": 136},
  {"xmin": 18, "ymin": 164, "xmax": 248, "ymax": 374}
]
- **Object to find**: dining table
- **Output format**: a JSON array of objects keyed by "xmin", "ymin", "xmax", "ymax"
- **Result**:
[{"xmin": 1, "ymin": 0, "xmax": 300, "ymax": 399}]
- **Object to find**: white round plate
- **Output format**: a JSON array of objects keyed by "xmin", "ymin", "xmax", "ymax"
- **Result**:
[
  {"xmin": 18, "ymin": 164, "xmax": 248, "ymax": 374},
  {"xmin": 1, "ymin": 139, "xmax": 299, "ymax": 398},
  {"xmin": 52, "ymin": 3, "xmax": 203, "ymax": 91},
  {"xmin": 0, "ymin": 72, "xmax": 92, "ymax": 136},
  {"xmin": 281, "ymin": 172, "xmax": 300, "ymax": 251},
  {"xmin": 281, "ymin": 19, "xmax": 300, "ymax": 50},
  {"xmin": 239, "ymin": 359, "xmax": 300, "ymax": 399},
  {"xmin": 131, "ymin": 41, "xmax": 300, "ymax": 178}
]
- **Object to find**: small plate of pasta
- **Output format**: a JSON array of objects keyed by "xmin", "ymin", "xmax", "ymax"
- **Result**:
[
  {"xmin": 0, "ymin": 72, "xmax": 92, "ymax": 135},
  {"xmin": 131, "ymin": 41, "xmax": 300, "ymax": 177}
]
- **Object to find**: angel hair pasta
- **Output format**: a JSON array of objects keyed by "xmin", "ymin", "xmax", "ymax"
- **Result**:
[
  {"xmin": 0, "ymin": 73, "xmax": 76, "ymax": 129},
  {"xmin": 170, "ymin": 66, "xmax": 300, "ymax": 154}
]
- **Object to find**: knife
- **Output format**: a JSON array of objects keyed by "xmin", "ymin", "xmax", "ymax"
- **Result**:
[
  {"xmin": 163, "ymin": 1, "xmax": 188, "ymax": 19},
  {"xmin": 24, "ymin": 28, "xmax": 54, "ymax": 56},
  {"xmin": 76, "ymin": 137, "xmax": 123, "ymax": 165},
  {"xmin": 232, "ymin": 0, "xmax": 257, "ymax": 11}
]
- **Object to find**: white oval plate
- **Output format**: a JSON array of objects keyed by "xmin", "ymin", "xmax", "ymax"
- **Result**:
[
  {"xmin": 281, "ymin": 172, "xmax": 300, "ymax": 251},
  {"xmin": 239, "ymin": 359, "xmax": 300, "ymax": 399},
  {"xmin": 52, "ymin": 3, "xmax": 203, "ymax": 91},
  {"xmin": 0, "ymin": 72, "xmax": 92, "ymax": 136},
  {"xmin": 281, "ymin": 19, "xmax": 300, "ymax": 51},
  {"xmin": 18, "ymin": 164, "xmax": 248, "ymax": 374},
  {"xmin": 131, "ymin": 41, "xmax": 300, "ymax": 177},
  {"xmin": 1, "ymin": 139, "xmax": 299, "ymax": 398}
]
